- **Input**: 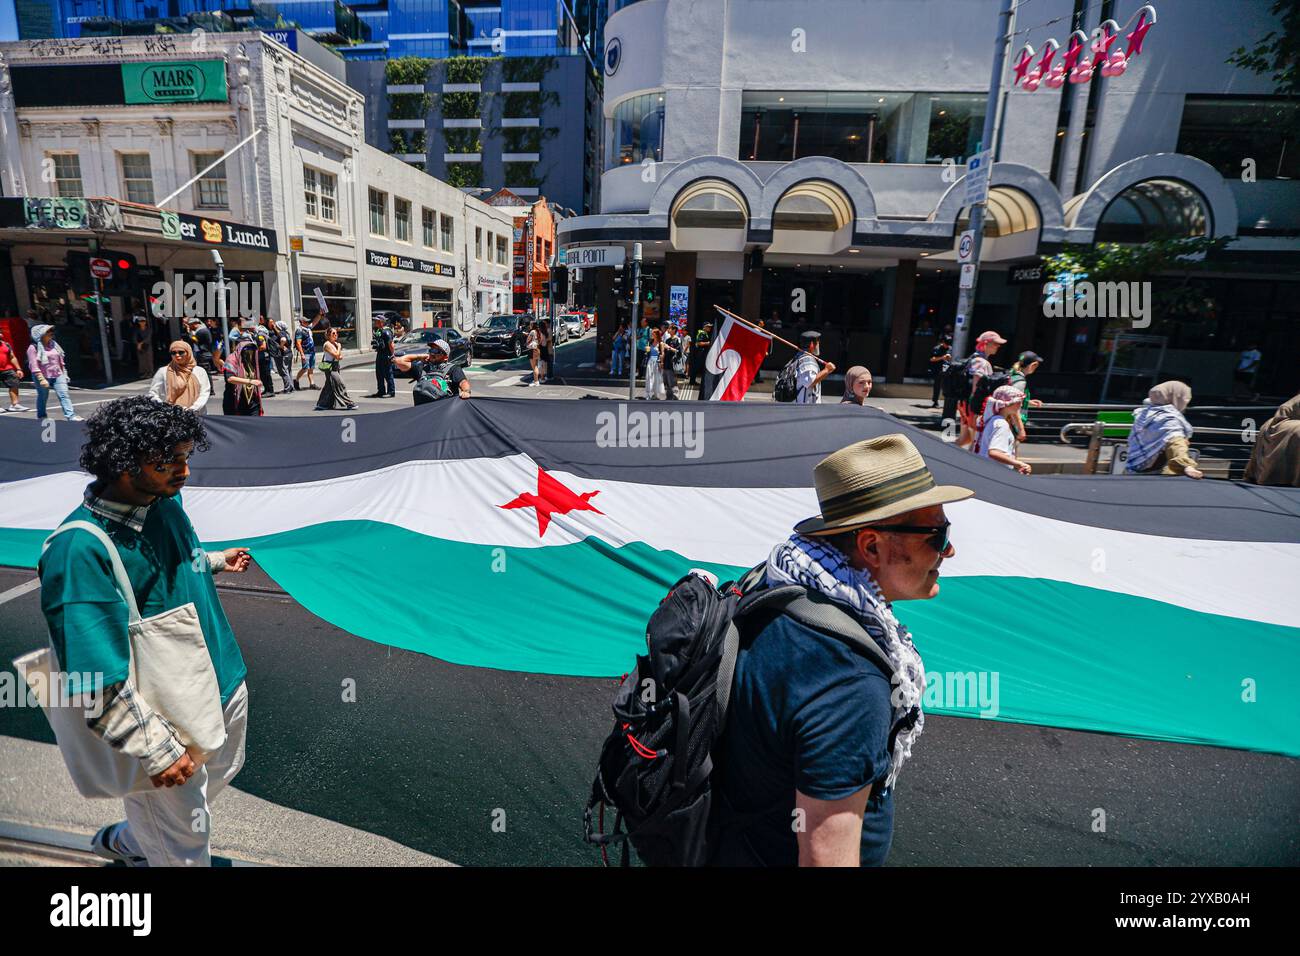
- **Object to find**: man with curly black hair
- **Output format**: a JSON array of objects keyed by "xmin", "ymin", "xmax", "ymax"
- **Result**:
[{"xmin": 38, "ymin": 396, "xmax": 255, "ymax": 867}]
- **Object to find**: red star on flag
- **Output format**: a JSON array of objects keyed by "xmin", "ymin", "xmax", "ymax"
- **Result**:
[
  {"xmin": 1012, "ymin": 47, "xmax": 1035, "ymax": 85},
  {"xmin": 1126, "ymin": 11, "xmax": 1153, "ymax": 58},
  {"xmin": 500, "ymin": 467, "xmax": 604, "ymax": 538}
]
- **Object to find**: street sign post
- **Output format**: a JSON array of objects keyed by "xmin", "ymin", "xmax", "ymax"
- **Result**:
[
  {"xmin": 566, "ymin": 246, "xmax": 626, "ymax": 268},
  {"xmin": 964, "ymin": 151, "xmax": 991, "ymax": 208},
  {"xmin": 957, "ymin": 230, "xmax": 975, "ymax": 264},
  {"xmin": 89, "ymin": 257, "xmax": 112, "ymax": 280}
]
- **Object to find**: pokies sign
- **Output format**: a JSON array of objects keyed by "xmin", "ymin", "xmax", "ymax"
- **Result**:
[{"xmin": 1010, "ymin": 4, "xmax": 1155, "ymax": 91}]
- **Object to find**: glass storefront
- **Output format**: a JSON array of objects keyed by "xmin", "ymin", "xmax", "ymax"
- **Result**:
[
  {"xmin": 301, "ymin": 276, "xmax": 357, "ymax": 349},
  {"xmin": 740, "ymin": 91, "xmax": 988, "ymax": 165},
  {"xmin": 421, "ymin": 285, "xmax": 454, "ymax": 325}
]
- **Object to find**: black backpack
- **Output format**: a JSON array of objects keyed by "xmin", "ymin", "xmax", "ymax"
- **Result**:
[
  {"xmin": 583, "ymin": 565, "xmax": 894, "ymax": 867},
  {"xmin": 412, "ymin": 362, "xmax": 455, "ymax": 404},
  {"xmin": 944, "ymin": 356, "xmax": 1010, "ymax": 411},
  {"xmin": 773, "ymin": 356, "xmax": 801, "ymax": 403},
  {"xmin": 969, "ymin": 367, "xmax": 1011, "ymax": 416}
]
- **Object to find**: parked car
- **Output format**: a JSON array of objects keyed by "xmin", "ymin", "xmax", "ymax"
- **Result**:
[
  {"xmin": 549, "ymin": 314, "xmax": 569, "ymax": 345},
  {"xmin": 561, "ymin": 313, "xmax": 584, "ymax": 338},
  {"xmin": 393, "ymin": 326, "xmax": 472, "ymax": 375},
  {"xmin": 470, "ymin": 314, "xmax": 532, "ymax": 357}
]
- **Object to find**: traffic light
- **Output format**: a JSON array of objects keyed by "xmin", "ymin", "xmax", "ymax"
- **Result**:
[
  {"xmin": 643, "ymin": 274, "xmax": 658, "ymax": 303},
  {"xmin": 66, "ymin": 250, "xmax": 139, "ymax": 296},
  {"xmin": 104, "ymin": 251, "xmax": 138, "ymax": 296},
  {"xmin": 551, "ymin": 264, "xmax": 568, "ymax": 301},
  {"xmin": 611, "ymin": 264, "xmax": 624, "ymax": 299}
]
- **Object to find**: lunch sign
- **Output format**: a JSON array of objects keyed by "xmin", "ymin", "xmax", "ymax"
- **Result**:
[{"xmin": 121, "ymin": 60, "xmax": 228, "ymax": 105}]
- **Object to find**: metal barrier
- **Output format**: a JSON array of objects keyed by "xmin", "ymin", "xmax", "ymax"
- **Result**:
[{"xmin": 1058, "ymin": 420, "xmax": 1251, "ymax": 475}]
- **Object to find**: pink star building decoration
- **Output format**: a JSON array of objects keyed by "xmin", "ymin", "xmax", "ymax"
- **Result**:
[{"xmin": 1011, "ymin": 4, "xmax": 1156, "ymax": 92}]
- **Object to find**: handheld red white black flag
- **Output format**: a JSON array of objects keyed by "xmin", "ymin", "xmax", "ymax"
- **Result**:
[{"xmin": 704, "ymin": 312, "xmax": 772, "ymax": 401}]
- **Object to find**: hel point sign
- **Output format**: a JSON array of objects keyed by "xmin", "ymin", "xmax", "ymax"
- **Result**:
[{"xmin": 121, "ymin": 61, "xmax": 228, "ymax": 104}]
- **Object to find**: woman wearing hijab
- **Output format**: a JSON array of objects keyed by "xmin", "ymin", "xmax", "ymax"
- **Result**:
[
  {"xmin": 1244, "ymin": 392, "xmax": 1300, "ymax": 487},
  {"xmin": 26, "ymin": 324, "xmax": 81, "ymax": 421},
  {"xmin": 148, "ymin": 340, "xmax": 211, "ymax": 413},
  {"xmin": 840, "ymin": 366, "xmax": 874, "ymax": 406},
  {"xmin": 1126, "ymin": 381, "xmax": 1202, "ymax": 479},
  {"xmin": 222, "ymin": 338, "xmax": 264, "ymax": 416},
  {"xmin": 315, "ymin": 327, "xmax": 358, "ymax": 411},
  {"xmin": 973, "ymin": 384, "xmax": 1031, "ymax": 474}
]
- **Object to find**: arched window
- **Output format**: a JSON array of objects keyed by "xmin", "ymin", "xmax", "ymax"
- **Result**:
[{"xmin": 1093, "ymin": 179, "xmax": 1210, "ymax": 243}]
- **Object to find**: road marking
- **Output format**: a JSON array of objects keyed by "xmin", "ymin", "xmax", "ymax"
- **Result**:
[{"xmin": 0, "ymin": 577, "xmax": 40, "ymax": 606}]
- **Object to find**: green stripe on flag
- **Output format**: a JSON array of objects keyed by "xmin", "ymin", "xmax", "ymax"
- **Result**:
[{"xmin": 3, "ymin": 522, "xmax": 1296, "ymax": 757}]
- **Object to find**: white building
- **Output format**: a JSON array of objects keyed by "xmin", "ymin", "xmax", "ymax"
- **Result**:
[
  {"xmin": 0, "ymin": 30, "xmax": 513, "ymax": 375},
  {"xmin": 562, "ymin": 0, "xmax": 1299, "ymax": 399}
]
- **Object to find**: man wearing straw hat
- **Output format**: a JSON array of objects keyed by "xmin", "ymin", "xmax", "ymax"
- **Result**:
[{"xmin": 712, "ymin": 434, "xmax": 972, "ymax": 866}]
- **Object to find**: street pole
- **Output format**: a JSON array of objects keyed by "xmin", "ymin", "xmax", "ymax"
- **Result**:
[
  {"xmin": 216, "ymin": 261, "xmax": 230, "ymax": 359},
  {"xmin": 548, "ymin": 253, "xmax": 557, "ymax": 381},
  {"xmin": 628, "ymin": 242, "xmax": 642, "ymax": 401},
  {"xmin": 93, "ymin": 276, "xmax": 113, "ymax": 386},
  {"xmin": 951, "ymin": 0, "xmax": 1016, "ymax": 362}
]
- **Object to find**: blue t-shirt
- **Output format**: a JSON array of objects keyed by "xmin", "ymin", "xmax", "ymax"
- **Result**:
[
  {"xmin": 295, "ymin": 326, "xmax": 315, "ymax": 354},
  {"xmin": 712, "ymin": 612, "xmax": 896, "ymax": 866}
]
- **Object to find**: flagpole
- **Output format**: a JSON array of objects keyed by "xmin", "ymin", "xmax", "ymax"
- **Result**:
[{"xmin": 712, "ymin": 305, "xmax": 829, "ymax": 367}]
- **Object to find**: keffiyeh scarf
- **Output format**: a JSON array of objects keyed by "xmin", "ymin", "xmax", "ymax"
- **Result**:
[
  {"xmin": 766, "ymin": 533, "xmax": 926, "ymax": 789},
  {"xmin": 1127, "ymin": 401, "xmax": 1193, "ymax": 473}
]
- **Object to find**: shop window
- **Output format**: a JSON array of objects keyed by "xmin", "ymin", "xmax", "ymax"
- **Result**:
[
  {"xmin": 300, "ymin": 276, "xmax": 356, "ymax": 349},
  {"xmin": 1177, "ymin": 97, "xmax": 1300, "ymax": 180},
  {"xmin": 119, "ymin": 152, "xmax": 154, "ymax": 205},
  {"xmin": 369, "ymin": 188, "xmax": 387, "ymax": 236},
  {"xmin": 191, "ymin": 152, "xmax": 228, "ymax": 209},
  {"xmin": 47, "ymin": 153, "xmax": 83, "ymax": 198},
  {"xmin": 925, "ymin": 95, "xmax": 986, "ymax": 164},
  {"xmin": 395, "ymin": 198, "xmax": 412, "ymax": 242},
  {"xmin": 304, "ymin": 166, "xmax": 337, "ymax": 223},
  {"xmin": 739, "ymin": 91, "xmax": 987, "ymax": 164},
  {"xmin": 440, "ymin": 214, "xmax": 454, "ymax": 253},
  {"xmin": 608, "ymin": 92, "xmax": 664, "ymax": 170}
]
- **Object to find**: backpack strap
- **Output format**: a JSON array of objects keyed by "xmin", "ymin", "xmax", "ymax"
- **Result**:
[
  {"xmin": 42, "ymin": 520, "xmax": 141, "ymax": 625},
  {"xmin": 735, "ymin": 583, "xmax": 895, "ymax": 679}
]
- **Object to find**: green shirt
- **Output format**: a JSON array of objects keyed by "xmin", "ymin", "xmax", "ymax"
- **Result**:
[
  {"xmin": 1009, "ymin": 370, "xmax": 1032, "ymax": 424},
  {"xmin": 39, "ymin": 495, "xmax": 247, "ymax": 704}
]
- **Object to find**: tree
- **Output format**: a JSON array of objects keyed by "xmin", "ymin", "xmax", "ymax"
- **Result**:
[{"xmin": 1227, "ymin": 0, "xmax": 1300, "ymax": 95}]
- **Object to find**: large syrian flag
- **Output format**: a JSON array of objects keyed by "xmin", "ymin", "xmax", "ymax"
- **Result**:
[
  {"xmin": 704, "ymin": 314, "xmax": 771, "ymax": 401},
  {"xmin": 2, "ymin": 402, "xmax": 1297, "ymax": 757}
]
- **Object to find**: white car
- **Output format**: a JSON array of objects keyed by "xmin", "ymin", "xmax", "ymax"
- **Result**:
[{"xmin": 561, "ymin": 313, "xmax": 584, "ymax": 338}]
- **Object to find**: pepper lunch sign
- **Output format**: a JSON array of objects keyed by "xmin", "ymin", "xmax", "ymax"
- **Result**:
[{"xmin": 121, "ymin": 61, "xmax": 228, "ymax": 105}]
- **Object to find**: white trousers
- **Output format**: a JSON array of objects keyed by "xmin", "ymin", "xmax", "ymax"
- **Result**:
[{"xmin": 118, "ymin": 682, "xmax": 248, "ymax": 867}]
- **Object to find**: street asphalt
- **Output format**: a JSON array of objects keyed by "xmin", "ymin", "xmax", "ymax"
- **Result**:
[{"xmin": 2, "ymin": 565, "xmax": 1296, "ymax": 867}]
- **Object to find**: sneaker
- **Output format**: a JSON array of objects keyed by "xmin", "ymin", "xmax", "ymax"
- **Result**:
[
  {"xmin": 9, "ymin": 404, "xmax": 28, "ymax": 412},
  {"xmin": 69, "ymin": 415, "xmax": 85, "ymax": 422},
  {"xmin": 91, "ymin": 822, "xmax": 148, "ymax": 867}
]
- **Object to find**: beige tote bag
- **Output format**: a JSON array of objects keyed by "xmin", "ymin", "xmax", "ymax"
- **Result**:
[{"xmin": 12, "ymin": 520, "xmax": 228, "ymax": 799}]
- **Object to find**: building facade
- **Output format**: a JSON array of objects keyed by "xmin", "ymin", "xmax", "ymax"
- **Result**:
[
  {"xmin": 561, "ymin": 0, "xmax": 1300, "ymax": 400},
  {"xmin": 0, "ymin": 31, "xmax": 513, "ymax": 383}
]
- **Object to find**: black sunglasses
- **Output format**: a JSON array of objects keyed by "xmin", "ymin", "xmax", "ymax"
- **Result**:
[{"xmin": 868, "ymin": 522, "xmax": 952, "ymax": 553}]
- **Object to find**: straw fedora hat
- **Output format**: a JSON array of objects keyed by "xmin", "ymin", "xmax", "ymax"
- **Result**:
[{"xmin": 795, "ymin": 434, "xmax": 974, "ymax": 535}]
